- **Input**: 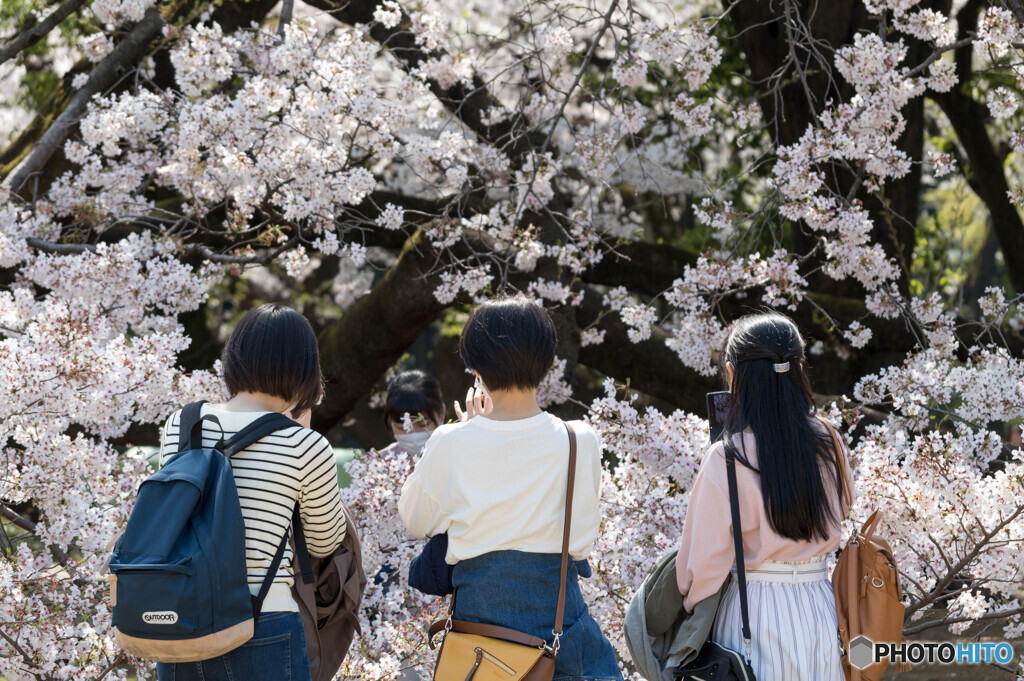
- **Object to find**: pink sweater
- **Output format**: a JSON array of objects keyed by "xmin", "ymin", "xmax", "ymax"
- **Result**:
[{"xmin": 676, "ymin": 426, "xmax": 854, "ymax": 612}]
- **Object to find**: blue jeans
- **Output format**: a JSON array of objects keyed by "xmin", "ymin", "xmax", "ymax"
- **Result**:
[
  {"xmin": 452, "ymin": 551, "xmax": 622, "ymax": 681},
  {"xmin": 156, "ymin": 612, "xmax": 311, "ymax": 681}
]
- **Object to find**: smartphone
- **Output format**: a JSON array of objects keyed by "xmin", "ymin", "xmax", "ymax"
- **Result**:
[{"xmin": 706, "ymin": 391, "xmax": 731, "ymax": 442}]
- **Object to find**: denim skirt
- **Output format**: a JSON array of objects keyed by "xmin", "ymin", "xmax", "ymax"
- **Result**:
[
  {"xmin": 451, "ymin": 550, "xmax": 622, "ymax": 681},
  {"xmin": 156, "ymin": 612, "xmax": 311, "ymax": 681}
]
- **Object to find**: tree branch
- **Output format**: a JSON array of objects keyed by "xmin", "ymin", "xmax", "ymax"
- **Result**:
[
  {"xmin": 581, "ymin": 240, "xmax": 699, "ymax": 297},
  {"xmin": 24, "ymin": 236, "xmax": 299, "ymax": 265},
  {"xmin": 5, "ymin": 7, "xmax": 167, "ymax": 195},
  {"xmin": 0, "ymin": 0, "xmax": 88, "ymax": 67},
  {"xmin": 302, "ymin": 0, "xmax": 543, "ymax": 167},
  {"xmin": 903, "ymin": 604, "xmax": 1024, "ymax": 636},
  {"xmin": 0, "ymin": 503, "xmax": 70, "ymax": 565},
  {"xmin": 999, "ymin": 0, "xmax": 1024, "ymax": 24},
  {"xmin": 575, "ymin": 282, "xmax": 718, "ymax": 413},
  {"xmin": 277, "ymin": 0, "xmax": 295, "ymax": 38},
  {"xmin": 1, "ymin": 0, "xmax": 280, "ymax": 183},
  {"xmin": 0, "ymin": 627, "xmax": 40, "ymax": 673},
  {"xmin": 904, "ymin": 502, "xmax": 1024, "ymax": 620}
]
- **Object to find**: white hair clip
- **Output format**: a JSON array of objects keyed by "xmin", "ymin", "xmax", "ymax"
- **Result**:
[{"xmin": 773, "ymin": 361, "xmax": 791, "ymax": 373}]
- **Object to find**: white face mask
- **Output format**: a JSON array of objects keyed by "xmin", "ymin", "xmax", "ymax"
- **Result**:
[
  {"xmin": 474, "ymin": 375, "xmax": 491, "ymax": 400},
  {"xmin": 395, "ymin": 431, "xmax": 432, "ymax": 454}
]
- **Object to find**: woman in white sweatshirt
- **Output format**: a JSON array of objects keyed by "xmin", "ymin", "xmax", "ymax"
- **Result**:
[{"xmin": 399, "ymin": 296, "xmax": 622, "ymax": 681}]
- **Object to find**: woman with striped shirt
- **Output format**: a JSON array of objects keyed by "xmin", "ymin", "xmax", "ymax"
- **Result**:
[
  {"xmin": 156, "ymin": 303, "xmax": 346, "ymax": 681},
  {"xmin": 676, "ymin": 313, "xmax": 854, "ymax": 681}
]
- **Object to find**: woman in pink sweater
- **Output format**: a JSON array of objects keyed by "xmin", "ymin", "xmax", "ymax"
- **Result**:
[{"xmin": 676, "ymin": 312, "xmax": 854, "ymax": 681}]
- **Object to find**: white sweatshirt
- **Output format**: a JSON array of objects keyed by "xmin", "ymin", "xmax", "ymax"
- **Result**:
[{"xmin": 398, "ymin": 412, "xmax": 604, "ymax": 564}]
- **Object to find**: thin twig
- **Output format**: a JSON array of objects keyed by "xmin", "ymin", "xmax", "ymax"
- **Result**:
[
  {"xmin": 903, "ymin": 605, "xmax": 1024, "ymax": 636},
  {"xmin": 0, "ymin": 503, "xmax": 70, "ymax": 565},
  {"xmin": 0, "ymin": 627, "xmax": 39, "ymax": 670}
]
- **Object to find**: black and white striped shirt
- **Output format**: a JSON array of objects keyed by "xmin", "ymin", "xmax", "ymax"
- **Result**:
[{"xmin": 159, "ymin": 404, "xmax": 346, "ymax": 612}]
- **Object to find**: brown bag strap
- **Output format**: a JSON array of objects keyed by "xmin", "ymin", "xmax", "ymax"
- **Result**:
[
  {"xmin": 860, "ymin": 509, "xmax": 881, "ymax": 540},
  {"xmin": 426, "ymin": 421, "xmax": 578, "ymax": 652},
  {"xmin": 554, "ymin": 422, "xmax": 578, "ymax": 639},
  {"xmin": 817, "ymin": 416, "xmax": 853, "ymax": 514},
  {"xmin": 427, "ymin": 618, "xmax": 548, "ymax": 649},
  {"xmin": 847, "ymin": 536, "xmax": 861, "ymax": 680}
]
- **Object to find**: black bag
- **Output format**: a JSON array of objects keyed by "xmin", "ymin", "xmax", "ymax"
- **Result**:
[{"xmin": 675, "ymin": 448, "xmax": 757, "ymax": 681}]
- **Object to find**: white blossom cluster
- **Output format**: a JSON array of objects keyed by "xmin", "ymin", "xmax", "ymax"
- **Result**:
[
  {"xmin": 3, "ymin": 0, "xmax": 1024, "ymax": 675},
  {"xmin": 0, "ymin": 229, "xmax": 224, "ymax": 679},
  {"xmin": 89, "ymin": 0, "xmax": 153, "ymax": 26}
]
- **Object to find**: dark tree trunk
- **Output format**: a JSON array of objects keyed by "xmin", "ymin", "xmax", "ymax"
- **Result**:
[
  {"xmin": 314, "ymin": 229, "xmax": 453, "ymax": 432},
  {"xmin": 933, "ymin": 89, "xmax": 1024, "ymax": 294},
  {"xmin": 726, "ymin": 0, "xmax": 939, "ymax": 296}
]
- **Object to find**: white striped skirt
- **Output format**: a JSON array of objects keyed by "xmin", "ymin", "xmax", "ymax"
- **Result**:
[{"xmin": 712, "ymin": 559, "xmax": 844, "ymax": 681}]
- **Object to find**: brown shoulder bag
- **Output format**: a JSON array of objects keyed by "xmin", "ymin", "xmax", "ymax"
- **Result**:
[
  {"xmin": 821, "ymin": 419, "xmax": 910, "ymax": 681},
  {"xmin": 426, "ymin": 422, "xmax": 578, "ymax": 681}
]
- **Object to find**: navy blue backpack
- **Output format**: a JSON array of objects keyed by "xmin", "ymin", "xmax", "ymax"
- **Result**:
[{"xmin": 108, "ymin": 401, "xmax": 313, "ymax": 662}]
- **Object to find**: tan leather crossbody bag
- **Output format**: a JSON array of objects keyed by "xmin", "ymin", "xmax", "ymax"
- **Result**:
[
  {"xmin": 820, "ymin": 418, "xmax": 910, "ymax": 681},
  {"xmin": 426, "ymin": 422, "xmax": 578, "ymax": 681}
]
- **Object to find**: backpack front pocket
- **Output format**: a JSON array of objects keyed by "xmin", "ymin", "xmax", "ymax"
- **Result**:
[{"xmin": 109, "ymin": 562, "xmax": 200, "ymax": 638}]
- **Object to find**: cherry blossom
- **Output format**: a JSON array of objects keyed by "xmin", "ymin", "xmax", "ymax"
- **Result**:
[{"xmin": 3, "ymin": 0, "xmax": 1024, "ymax": 677}]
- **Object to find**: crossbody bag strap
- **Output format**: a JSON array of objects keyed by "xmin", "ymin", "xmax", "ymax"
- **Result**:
[
  {"xmin": 428, "ymin": 422, "xmax": 578, "ymax": 652},
  {"xmin": 723, "ymin": 446, "xmax": 752, "ymax": 665},
  {"xmin": 552, "ymin": 421, "xmax": 578, "ymax": 649}
]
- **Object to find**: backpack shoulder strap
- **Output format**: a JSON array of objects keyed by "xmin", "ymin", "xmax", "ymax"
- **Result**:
[
  {"xmin": 221, "ymin": 412, "xmax": 317, "ymax": 616},
  {"xmin": 253, "ymin": 504, "xmax": 315, "ymax": 623},
  {"xmin": 221, "ymin": 412, "xmax": 298, "ymax": 457},
  {"xmin": 818, "ymin": 416, "xmax": 853, "ymax": 513},
  {"xmin": 177, "ymin": 401, "xmax": 208, "ymax": 452}
]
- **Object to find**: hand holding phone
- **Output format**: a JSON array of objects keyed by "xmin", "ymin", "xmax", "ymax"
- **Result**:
[
  {"xmin": 706, "ymin": 391, "xmax": 731, "ymax": 442},
  {"xmin": 453, "ymin": 383, "xmax": 493, "ymax": 422}
]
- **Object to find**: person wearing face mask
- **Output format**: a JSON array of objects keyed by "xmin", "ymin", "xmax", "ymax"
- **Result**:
[
  {"xmin": 374, "ymin": 370, "xmax": 455, "ymax": 597},
  {"xmin": 402, "ymin": 375, "xmax": 497, "ymax": 598},
  {"xmin": 381, "ymin": 370, "xmax": 446, "ymax": 456}
]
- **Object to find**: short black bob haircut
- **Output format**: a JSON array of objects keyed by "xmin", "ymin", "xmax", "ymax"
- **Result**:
[
  {"xmin": 383, "ymin": 370, "xmax": 446, "ymax": 432},
  {"xmin": 221, "ymin": 303, "xmax": 324, "ymax": 414},
  {"xmin": 459, "ymin": 296, "xmax": 557, "ymax": 391}
]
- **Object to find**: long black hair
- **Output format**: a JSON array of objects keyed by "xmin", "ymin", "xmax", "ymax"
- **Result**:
[{"xmin": 720, "ymin": 312, "xmax": 841, "ymax": 542}]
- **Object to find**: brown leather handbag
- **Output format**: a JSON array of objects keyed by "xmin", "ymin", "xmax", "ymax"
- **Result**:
[
  {"xmin": 289, "ymin": 504, "xmax": 368, "ymax": 681},
  {"xmin": 426, "ymin": 422, "xmax": 578, "ymax": 681},
  {"xmin": 821, "ymin": 420, "xmax": 910, "ymax": 681}
]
